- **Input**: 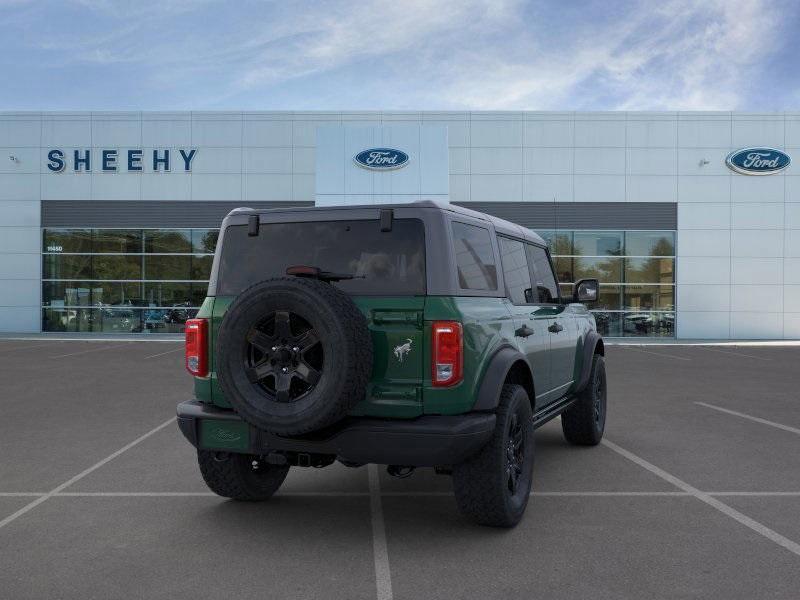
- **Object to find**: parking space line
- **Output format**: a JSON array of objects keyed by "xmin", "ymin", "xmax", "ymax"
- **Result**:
[
  {"xmin": 696, "ymin": 402, "xmax": 800, "ymax": 436},
  {"xmin": 602, "ymin": 438, "xmax": 800, "ymax": 558},
  {"xmin": 368, "ymin": 464, "xmax": 393, "ymax": 600},
  {"xmin": 695, "ymin": 347, "xmax": 771, "ymax": 361},
  {"xmin": 49, "ymin": 343, "xmax": 132, "ymax": 358},
  {"xmin": 143, "ymin": 347, "xmax": 183, "ymax": 359},
  {"xmin": 621, "ymin": 347, "xmax": 691, "ymax": 361},
  {"xmin": 0, "ymin": 417, "xmax": 175, "ymax": 532}
]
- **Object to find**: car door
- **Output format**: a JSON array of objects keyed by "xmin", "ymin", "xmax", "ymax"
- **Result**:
[
  {"xmin": 526, "ymin": 243, "xmax": 577, "ymax": 402},
  {"xmin": 496, "ymin": 236, "xmax": 553, "ymax": 407}
]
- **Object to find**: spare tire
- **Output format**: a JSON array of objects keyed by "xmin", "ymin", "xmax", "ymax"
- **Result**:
[{"xmin": 216, "ymin": 277, "xmax": 372, "ymax": 435}]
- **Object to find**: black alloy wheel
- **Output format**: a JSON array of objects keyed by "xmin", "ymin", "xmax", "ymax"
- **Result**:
[
  {"xmin": 244, "ymin": 310, "xmax": 323, "ymax": 403},
  {"xmin": 505, "ymin": 412, "xmax": 525, "ymax": 495}
]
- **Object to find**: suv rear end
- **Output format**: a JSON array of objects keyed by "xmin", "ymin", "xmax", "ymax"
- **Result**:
[{"xmin": 178, "ymin": 203, "xmax": 498, "ymax": 465}]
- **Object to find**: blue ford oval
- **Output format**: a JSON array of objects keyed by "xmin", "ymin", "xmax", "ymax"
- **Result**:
[
  {"xmin": 354, "ymin": 148, "xmax": 409, "ymax": 170},
  {"xmin": 726, "ymin": 147, "xmax": 790, "ymax": 175}
]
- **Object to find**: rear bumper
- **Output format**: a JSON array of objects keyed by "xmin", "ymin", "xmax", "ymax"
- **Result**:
[{"xmin": 177, "ymin": 400, "xmax": 496, "ymax": 467}]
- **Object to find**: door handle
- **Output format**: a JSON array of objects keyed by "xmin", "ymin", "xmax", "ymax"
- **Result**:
[
  {"xmin": 548, "ymin": 322, "xmax": 564, "ymax": 334},
  {"xmin": 515, "ymin": 325, "xmax": 535, "ymax": 338}
]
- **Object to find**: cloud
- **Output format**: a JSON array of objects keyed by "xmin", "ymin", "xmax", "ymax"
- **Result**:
[{"xmin": 0, "ymin": 0, "xmax": 796, "ymax": 110}]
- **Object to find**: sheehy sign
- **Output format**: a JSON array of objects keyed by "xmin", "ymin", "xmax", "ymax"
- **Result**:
[{"xmin": 46, "ymin": 148, "xmax": 197, "ymax": 172}]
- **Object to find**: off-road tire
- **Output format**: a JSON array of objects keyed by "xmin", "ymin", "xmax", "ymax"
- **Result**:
[
  {"xmin": 197, "ymin": 450, "xmax": 289, "ymax": 501},
  {"xmin": 216, "ymin": 277, "xmax": 372, "ymax": 436},
  {"xmin": 452, "ymin": 384, "xmax": 534, "ymax": 527},
  {"xmin": 561, "ymin": 354, "xmax": 606, "ymax": 446}
]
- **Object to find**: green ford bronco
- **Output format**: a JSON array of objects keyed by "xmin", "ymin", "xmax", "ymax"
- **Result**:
[{"xmin": 177, "ymin": 200, "xmax": 606, "ymax": 527}]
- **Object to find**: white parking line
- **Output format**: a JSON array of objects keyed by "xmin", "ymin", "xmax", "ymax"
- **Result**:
[
  {"xmin": 621, "ymin": 346, "xmax": 691, "ymax": 361},
  {"xmin": 0, "ymin": 417, "xmax": 175, "ymax": 531},
  {"xmin": 696, "ymin": 402, "xmax": 800, "ymax": 436},
  {"xmin": 695, "ymin": 347, "xmax": 771, "ymax": 361},
  {"xmin": 602, "ymin": 438, "xmax": 800, "ymax": 558},
  {"xmin": 368, "ymin": 464, "xmax": 393, "ymax": 600},
  {"xmin": 143, "ymin": 347, "xmax": 183, "ymax": 359},
  {"xmin": 49, "ymin": 343, "xmax": 132, "ymax": 358}
]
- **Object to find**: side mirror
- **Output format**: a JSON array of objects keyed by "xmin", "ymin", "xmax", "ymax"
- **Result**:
[
  {"xmin": 573, "ymin": 278, "xmax": 599, "ymax": 303},
  {"xmin": 524, "ymin": 288, "xmax": 534, "ymax": 303}
]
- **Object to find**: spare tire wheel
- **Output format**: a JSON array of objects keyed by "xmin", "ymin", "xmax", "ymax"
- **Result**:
[{"xmin": 216, "ymin": 277, "xmax": 373, "ymax": 435}]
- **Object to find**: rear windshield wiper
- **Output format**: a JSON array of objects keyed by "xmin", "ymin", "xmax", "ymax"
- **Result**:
[{"xmin": 286, "ymin": 265, "xmax": 365, "ymax": 283}]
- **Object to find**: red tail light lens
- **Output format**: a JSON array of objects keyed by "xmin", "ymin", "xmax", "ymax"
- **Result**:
[
  {"xmin": 431, "ymin": 321, "xmax": 463, "ymax": 387},
  {"xmin": 185, "ymin": 318, "xmax": 208, "ymax": 377}
]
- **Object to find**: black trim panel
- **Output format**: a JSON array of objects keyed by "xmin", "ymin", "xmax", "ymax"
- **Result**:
[
  {"xmin": 177, "ymin": 400, "xmax": 496, "ymax": 467},
  {"xmin": 42, "ymin": 200, "xmax": 313, "ymax": 228},
  {"xmin": 455, "ymin": 202, "xmax": 677, "ymax": 230}
]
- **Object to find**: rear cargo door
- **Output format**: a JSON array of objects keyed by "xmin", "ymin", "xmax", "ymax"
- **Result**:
[{"xmin": 351, "ymin": 297, "xmax": 426, "ymax": 418}]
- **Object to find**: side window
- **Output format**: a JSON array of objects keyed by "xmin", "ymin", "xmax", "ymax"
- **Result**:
[
  {"xmin": 452, "ymin": 222, "xmax": 498, "ymax": 291},
  {"xmin": 526, "ymin": 244, "xmax": 559, "ymax": 303},
  {"xmin": 498, "ymin": 236, "xmax": 533, "ymax": 304}
]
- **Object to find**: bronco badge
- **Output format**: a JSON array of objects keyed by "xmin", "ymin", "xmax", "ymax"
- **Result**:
[{"xmin": 393, "ymin": 338, "xmax": 413, "ymax": 363}]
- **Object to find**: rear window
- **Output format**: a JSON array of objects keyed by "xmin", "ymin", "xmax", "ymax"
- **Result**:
[{"xmin": 216, "ymin": 219, "xmax": 426, "ymax": 296}]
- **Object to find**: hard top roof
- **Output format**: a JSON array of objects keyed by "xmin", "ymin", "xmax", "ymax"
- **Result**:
[{"xmin": 227, "ymin": 200, "xmax": 545, "ymax": 245}]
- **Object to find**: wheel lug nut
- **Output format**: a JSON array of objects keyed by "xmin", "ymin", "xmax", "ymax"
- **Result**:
[
  {"xmin": 271, "ymin": 346, "xmax": 277, "ymax": 352},
  {"xmin": 281, "ymin": 367, "xmax": 288, "ymax": 373},
  {"xmin": 292, "ymin": 346, "xmax": 299, "ymax": 352}
]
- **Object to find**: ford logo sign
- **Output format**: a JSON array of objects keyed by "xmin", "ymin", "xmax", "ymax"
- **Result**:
[
  {"xmin": 354, "ymin": 148, "xmax": 409, "ymax": 170},
  {"xmin": 725, "ymin": 147, "xmax": 790, "ymax": 175}
]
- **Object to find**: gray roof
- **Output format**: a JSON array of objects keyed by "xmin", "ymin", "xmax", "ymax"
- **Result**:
[{"xmin": 227, "ymin": 199, "xmax": 545, "ymax": 246}]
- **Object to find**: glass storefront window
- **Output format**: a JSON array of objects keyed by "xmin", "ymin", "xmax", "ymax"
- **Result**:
[
  {"xmin": 144, "ymin": 230, "xmax": 192, "ymax": 253},
  {"xmin": 624, "ymin": 257, "xmax": 674, "ymax": 284},
  {"xmin": 538, "ymin": 231, "xmax": 573, "ymax": 255},
  {"xmin": 624, "ymin": 285, "xmax": 675, "ymax": 311},
  {"xmin": 592, "ymin": 312, "xmax": 622, "ymax": 337},
  {"xmin": 622, "ymin": 312, "xmax": 675, "ymax": 337},
  {"xmin": 192, "ymin": 229, "xmax": 219, "ymax": 254},
  {"xmin": 43, "ymin": 281, "xmax": 144, "ymax": 307},
  {"xmin": 540, "ymin": 229, "xmax": 676, "ymax": 337},
  {"xmin": 92, "ymin": 255, "xmax": 143, "ymax": 280},
  {"xmin": 573, "ymin": 231, "xmax": 623, "ymax": 256},
  {"xmin": 42, "ymin": 227, "xmax": 217, "ymax": 334},
  {"xmin": 143, "ymin": 255, "xmax": 192, "ymax": 280},
  {"xmin": 625, "ymin": 231, "xmax": 675, "ymax": 256},
  {"xmin": 190, "ymin": 255, "xmax": 214, "ymax": 280},
  {"xmin": 43, "ymin": 229, "xmax": 92, "ymax": 253},
  {"xmin": 93, "ymin": 230, "xmax": 142, "ymax": 253},
  {"xmin": 43, "ymin": 254, "xmax": 93, "ymax": 279},
  {"xmin": 573, "ymin": 257, "xmax": 623, "ymax": 283}
]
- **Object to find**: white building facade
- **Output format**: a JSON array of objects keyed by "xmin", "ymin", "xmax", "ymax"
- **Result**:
[{"xmin": 0, "ymin": 110, "xmax": 798, "ymax": 339}]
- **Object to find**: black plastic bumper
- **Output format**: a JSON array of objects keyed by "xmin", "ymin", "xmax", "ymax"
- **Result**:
[{"xmin": 177, "ymin": 400, "xmax": 496, "ymax": 467}]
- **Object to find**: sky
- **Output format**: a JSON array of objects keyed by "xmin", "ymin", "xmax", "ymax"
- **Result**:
[{"xmin": 1, "ymin": 0, "xmax": 798, "ymax": 111}]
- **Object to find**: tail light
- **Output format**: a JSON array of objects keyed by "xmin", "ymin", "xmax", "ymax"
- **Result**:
[
  {"xmin": 185, "ymin": 318, "xmax": 208, "ymax": 377},
  {"xmin": 431, "ymin": 321, "xmax": 463, "ymax": 387}
]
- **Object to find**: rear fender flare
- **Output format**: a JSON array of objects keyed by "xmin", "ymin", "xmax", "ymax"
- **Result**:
[{"xmin": 472, "ymin": 345, "xmax": 533, "ymax": 411}]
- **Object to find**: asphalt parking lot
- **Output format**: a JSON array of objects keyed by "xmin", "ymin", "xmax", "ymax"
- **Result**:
[{"xmin": 1, "ymin": 339, "xmax": 799, "ymax": 599}]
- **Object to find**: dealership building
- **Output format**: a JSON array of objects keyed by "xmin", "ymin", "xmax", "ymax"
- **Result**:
[{"xmin": 0, "ymin": 110, "xmax": 798, "ymax": 339}]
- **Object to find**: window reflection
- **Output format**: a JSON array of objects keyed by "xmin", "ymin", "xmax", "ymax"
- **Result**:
[
  {"xmin": 42, "ymin": 228, "xmax": 218, "ymax": 334},
  {"xmin": 573, "ymin": 231, "xmax": 622, "ymax": 256},
  {"xmin": 536, "ymin": 228, "xmax": 676, "ymax": 338},
  {"xmin": 573, "ymin": 257, "xmax": 622, "ymax": 283}
]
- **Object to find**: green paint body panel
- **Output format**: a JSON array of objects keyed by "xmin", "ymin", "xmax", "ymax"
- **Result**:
[
  {"xmin": 422, "ymin": 296, "xmax": 515, "ymax": 415},
  {"xmin": 196, "ymin": 293, "xmax": 515, "ymax": 418}
]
